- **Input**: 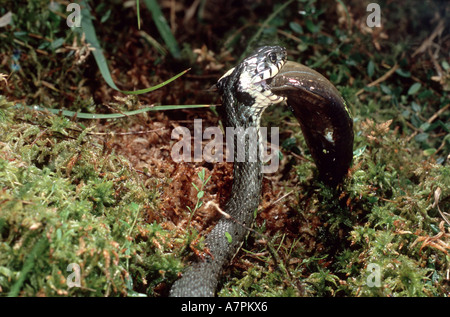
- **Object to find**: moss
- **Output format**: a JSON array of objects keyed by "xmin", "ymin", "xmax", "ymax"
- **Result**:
[
  {"xmin": 0, "ymin": 107, "xmax": 181, "ymax": 296},
  {"xmin": 218, "ymin": 117, "xmax": 449, "ymax": 297}
]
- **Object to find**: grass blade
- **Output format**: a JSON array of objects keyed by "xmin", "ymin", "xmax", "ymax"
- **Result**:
[
  {"xmin": 136, "ymin": 0, "xmax": 141, "ymax": 29},
  {"xmin": 143, "ymin": 0, "xmax": 181, "ymax": 59},
  {"xmin": 18, "ymin": 104, "xmax": 214, "ymax": 119},
  {"xmin": 8, "ymin": 235, "xmax": 49, "ymax": 297},
  {"xmin": 79, "ymin": 0, "xmax": 184, "ymax": 94},
  {"xmin": 122, "ymin": 68, "xmax": 190, "ymax": 94}
]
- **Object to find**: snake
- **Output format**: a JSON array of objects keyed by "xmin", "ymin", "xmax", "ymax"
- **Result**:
[{"xmin": 169, "ymin": 45, "xmax": 354, "ymax": 297}]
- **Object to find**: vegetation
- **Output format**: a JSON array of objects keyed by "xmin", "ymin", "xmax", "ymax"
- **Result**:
[{"xmin": 0, "ymin": 0, "xmax": 448, "ymax": 297}]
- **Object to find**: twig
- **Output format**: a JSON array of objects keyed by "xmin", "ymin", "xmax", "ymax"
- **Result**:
[
  {"xmin": 432, "ymin": 187, "xmax": 450, "ymax": 227},
  {"xmin": 356, "ymin": 64, "xmax": 399, "ymax": 96},
  {"xmin": 258, "ymin": 190, "xmax": 293, "ymax": 212},
  {"xmin": 406, "ymin": 103, "xmax": 450, "ymax": 142},
  {"xmin": 412, "ymin": 19, "xmax": 445, "ymax": 58}
]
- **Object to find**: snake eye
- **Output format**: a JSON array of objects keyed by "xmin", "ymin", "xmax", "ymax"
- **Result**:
[{"xmin": 268, "ymin": 52, "xmax": 277, "ymax": 64}]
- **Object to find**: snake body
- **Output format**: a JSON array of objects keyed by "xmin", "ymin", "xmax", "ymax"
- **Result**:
[{"xmin": 170, "ymin": 46, "xmax": 353, "ymax": 297}]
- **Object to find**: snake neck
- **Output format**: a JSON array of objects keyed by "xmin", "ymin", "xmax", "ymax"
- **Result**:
[
  {"xmin": 220, "ymin": 86, "xmax": 265, "ymax": 210},
  {"xmin": 170, "ymin": 46, "xmax": 287, "ymax": 297}
]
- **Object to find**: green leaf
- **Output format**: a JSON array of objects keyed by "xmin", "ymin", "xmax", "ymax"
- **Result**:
[
  {"xmin": 119, "ymin": 219, "xmax": 131, "ymax": 228},
  {"xmin": 289, "ymin": 22, "xmax": 303, "ymax": 34},
  {"xmin": 253, "ymin": 207, "xmax": 258, "ymax": 219},
  {"xmin": 353, "ymin": 145, "xmax": 367, "ymax": 158},
  {"xmin": 306, "ymin": 19, "xmax": 320, "ymax": 33},
  {"xmin": 414, "ymin": 132, "xmax": 428, "ymax": 142},
  {"xmin": 419, "ymin": 122, "xmax": 430, "ymax": 131},
  {"xmin": 56, "ymin": 228, "xmax": 62, "ymax": 240},
  {"xmin": 423, "ymin": 148, "xmax": 436, "ymax": 156},
  {"xmin": 367, "ymin": 60, "xmax": 375, "ymax": 78},
  {"xmin": 408, "ymin": 82, "xmax": 421, "ymax": 95},
  {"xmin": 50, "ymin": 38, "xmax": 65, "ymax": 50},
  {"xmin": 411, "ymin": 101, "xmax": 421, "ymax": 112},
  {"xmin": 411, "ymin": 113, "xmax": 422, "ymax": 128},
  {"xmin": 401, "ymin": 109, "xmax": 410, "ymax": 119},
  {"xmin": 100, "ymin": 9, "xmax": 112, "ymax": 23},
  {"xmin": 224, "ymin": 232, "xmax": 232, "ymax": 243},
  {"xmin": 197, "ymin": 191, "xmax": 204, "ymax": 199},
  {"xmin": 0, "ymin": 266, "xmax": 13, "ymax": 279},
  {"xmin": 380, "ymin": 84, "xmax": 392, "ymax": 95},
  {"xmin": 395, "ymin": 68, "xmax": 411, "ymax": 78},
  {"xmin": 198, "ymin": 169, "xmax": 205, "ymax": 182}
]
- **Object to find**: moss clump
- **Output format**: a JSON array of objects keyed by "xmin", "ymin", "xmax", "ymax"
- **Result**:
[
  {"xmin": 218, "ymin": 118, "xmax": 449, "ymax": 297},
  {"xmin": 0, "ymin": 102, "xmax": 182, "ymax": 296}
]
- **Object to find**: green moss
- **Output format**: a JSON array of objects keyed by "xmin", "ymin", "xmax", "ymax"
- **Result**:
[
  {"xmin": 218, "ymin": 115, "xmax": 449, "ymax": 297},
  {"xmin": 0, "ymin": 107, "xmax": 181, "ymax": 296}
]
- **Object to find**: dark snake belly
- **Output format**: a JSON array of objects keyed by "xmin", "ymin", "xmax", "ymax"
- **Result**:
[{"xmin": 170, "ymin": 46, "xmax": 353, "ymax": 297}]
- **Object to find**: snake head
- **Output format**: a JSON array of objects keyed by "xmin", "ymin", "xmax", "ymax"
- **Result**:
[
  {"xmin": 239, "ymin": 46, "xmax": 288, "ymax": 112},
  {"xmin": 243, "ymin": 46, "xmax": 287, "ymax": 86},
  {"xmin": 218, "ymin": 46, "xmax": 287, "ymax": 90},
  {"xmin": 217, "ymin": 46, "xmax": 288, "ymax": 119}
]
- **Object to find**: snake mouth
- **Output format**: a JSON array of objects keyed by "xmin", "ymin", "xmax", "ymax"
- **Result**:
[
  {"xmin": 252, "ymin": 62, "xmax": 285, "ymax": 85},
  {"xmin": 262, "ymin": 77, "xmax": 274, "ymax": 86},
  {"xmin": 256, "ymin": 78, "xmax": 273, "ymax": 92}
]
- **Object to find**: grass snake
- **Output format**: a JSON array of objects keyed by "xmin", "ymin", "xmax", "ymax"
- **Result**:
[{"xmin": 170, "ymin": 46, "xmax": 354, "ymax": 296}]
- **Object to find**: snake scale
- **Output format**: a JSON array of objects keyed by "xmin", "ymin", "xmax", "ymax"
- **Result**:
[{"xmin": 170, "ymin": 46, "xmax": 354, "ymax": 297}]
